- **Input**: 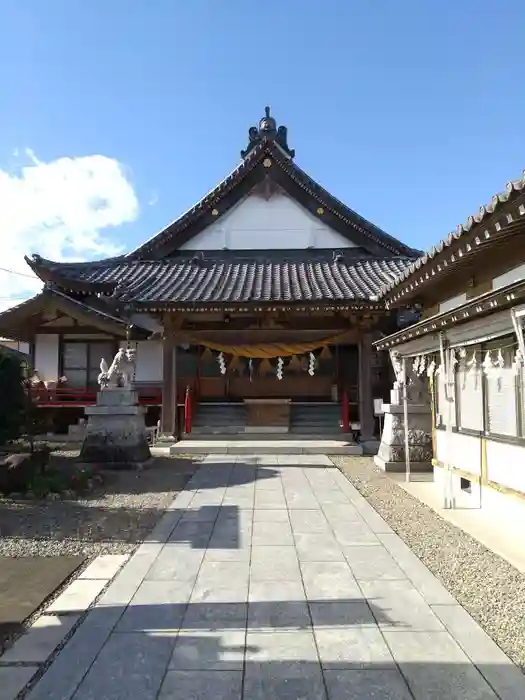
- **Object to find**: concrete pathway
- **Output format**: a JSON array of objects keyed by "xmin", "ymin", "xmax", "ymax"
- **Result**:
[{"xmin": 22, "ymin": 455, "xmax": 525, "ymax": 700}]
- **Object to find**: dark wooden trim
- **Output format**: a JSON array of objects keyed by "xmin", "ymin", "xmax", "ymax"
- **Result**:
[
  {"xmin": 482, "ymin": 432, "xmax": 525, "ymax": 447},
  {"xmin": 29, "ymin": 340, "xmax": 36, "ymax": 370},
  {"xmin": 358, "ymin": 332, "xmax": 375, "ymax": 439},
  {"xmin": 160, "ymin": 320, "xmax": 177, "ymax": 436},
  {"xmin": 436, "ymin": 424, "xmax": 525, "ymax": 447},
  {"xmin": 35, "ymin": 325, "xmax": 118, "ymax": 336}
]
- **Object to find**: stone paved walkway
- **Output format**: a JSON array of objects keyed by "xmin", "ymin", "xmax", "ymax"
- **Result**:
[{"xmin": 24, "ymin": 455, "xmax": 525, "ymax": 700}]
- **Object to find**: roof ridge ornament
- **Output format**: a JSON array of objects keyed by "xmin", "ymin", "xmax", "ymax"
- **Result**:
[{"xmin": 241, "ymin": 106, "xmax": 295, "ymax": 160}]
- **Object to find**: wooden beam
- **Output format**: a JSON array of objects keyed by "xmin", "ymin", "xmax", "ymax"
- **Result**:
[
  {"xmin": 160, "ymin": 318, "xmax": 177, "ymax": 438},
  {"xmin": 182, "ymin": 317, "xmax": 354, "ymax": 333},
  {"xmin": 358, "ymin": 332, "xmax": 375, "ymax": 440},
  {"xmin": 176, "ymin": 329, "xmax": 360, "ymax": 347},
  {"xmin": 27, "ymin": 325, "xmax": 118, "ymax": 336},
  {"xmin": 51, "ymin": 298, "xmax": 129, "ymax": 337}
]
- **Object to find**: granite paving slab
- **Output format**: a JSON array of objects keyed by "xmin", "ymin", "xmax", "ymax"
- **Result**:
[
  {"xmin": 0, "ymin": 555, "xmax": 85, "ymax": 648},
  {"xmin": 300, "ymin": 561, "xmax": 363, "ymax": 601},
  {"xmin": 45, "ymin": 578, "xmax": 107, "ymax": 614},
  {"xmin": 78, "ymin": 555, "xmax": 127, "ymax": 580},
  {"xmin": 324, "ymin": 669, "xmax": 413, "ymax": 700},
  {"xmin": 169, "ymin": 629, "xmax": 246, "ymax": 670},
  {"xmin": 383, "ymin": 630, "xmax": 498, "ymax": 699},
  {"xmin": 20, "ymin": 455, "xmax": 525, "ymax": 700},
  {"xmin": 0, "ymin": 666, "xmax": 38, "ymax": 700},
  {"xmin": 159, "ymin": 670, "xmax": 243, "ymax": 700},
  {"xmin": 71, "ymin": 631, "xmax": 175, "ymax": 700},
  {"xmin": 1, "ymin": 613, "xmax": 79, "ymax": 664}
]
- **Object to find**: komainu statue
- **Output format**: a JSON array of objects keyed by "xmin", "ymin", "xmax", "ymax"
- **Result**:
[{"xmin": 98, "ymin": 347, "xmax": 136, "ymax": 389}]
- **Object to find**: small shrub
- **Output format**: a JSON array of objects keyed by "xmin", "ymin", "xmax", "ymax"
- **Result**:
[{"xmin": 0, "ymin": 351, "xmax": 26, "ymax": 445}]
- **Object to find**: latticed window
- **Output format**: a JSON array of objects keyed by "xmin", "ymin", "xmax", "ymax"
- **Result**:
[
  {"xmin": 456, "ymin": 346, "xmax": 483, "ymax": 432},
  {"xmin": 484, "ymin": 341, "xmax": 519, "ymax": 438},
  {"xmin": 61, "ymin": 341, "xmax": 116, "ymax": 388}
]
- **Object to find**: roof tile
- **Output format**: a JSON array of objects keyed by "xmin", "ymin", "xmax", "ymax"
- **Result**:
[{"xmin": 34, "ymin": 254, "xmax": 411, "ymax": 305}]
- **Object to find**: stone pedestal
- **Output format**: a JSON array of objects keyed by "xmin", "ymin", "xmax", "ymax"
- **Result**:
[
  {"xmin": 374, "ymin": 402, "xmax": 432, "ymax": 473},
  {"xmin": 79, "ymin": 389, "xmax": 151, "ymax": 468}
]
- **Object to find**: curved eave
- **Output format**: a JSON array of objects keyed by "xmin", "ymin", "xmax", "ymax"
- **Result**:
[
  {"xmin": 128, "ymin": 139, "xmax": 418, "ymax": 259},
  {"xmin": 380, "ymin": 171, "xmax": 525, "ymax": 303},
  {"xmin": 25, "ymin": 255, "xmax": 119, "ymax": 295},
  {"xmin": 0, "ymin": 289, "xmax": 150, "ymax": 341}
]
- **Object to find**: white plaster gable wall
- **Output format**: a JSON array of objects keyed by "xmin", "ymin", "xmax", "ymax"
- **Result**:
[
  {"xmin": 179, "ymin": 192, "xmax": 358, "ymax": 250},
  {"xmin": 34, "ymin": 334, "xmax": 59, "ymax": 381}
]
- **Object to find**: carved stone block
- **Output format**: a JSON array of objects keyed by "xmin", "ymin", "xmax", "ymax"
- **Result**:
[
  {"xmin": 79, "ymin": 389, "xmax": 151, "ymax": 468},
  {"xmin": 375, "ymin": 394, "xmax": 433, "ymax": 473}
]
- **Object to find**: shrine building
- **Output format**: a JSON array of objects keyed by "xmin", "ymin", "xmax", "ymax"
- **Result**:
[
  {"xmin": 0, "ymin": 109, "xmax": 421, "ymax": 448},
  {"xmin": 374, "ymin": 168, "xmax": 525, "ymax": 518}
]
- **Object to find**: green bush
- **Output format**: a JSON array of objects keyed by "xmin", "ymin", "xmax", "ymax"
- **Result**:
[{"xmin": 0, "ymin": 350, "xmax": 26, "ymax": 445}]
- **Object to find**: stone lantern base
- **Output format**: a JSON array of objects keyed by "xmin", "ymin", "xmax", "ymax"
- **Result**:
[{"xmin": 79, "ymin": 389, "xmax": 151, "ymax": 468}]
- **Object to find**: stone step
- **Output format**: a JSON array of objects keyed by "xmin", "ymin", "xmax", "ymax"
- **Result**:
[
  {"xmin": 182, "ymin": 432, "xmax": 355, "ymax": 441},
  {"xmin": 190, "ymin": 426, "xmax": 247, "ymax": 435},
  {"xmin": 290, "ymin": 427, "xmax": 342, "ymax": 434},
  {"xmin": 170, "ymin": 438, "xmax": 363, "ymax": 456},
  {"xmin": 290, "ymin": 418, "xmax": 341, "ymax": 424}
]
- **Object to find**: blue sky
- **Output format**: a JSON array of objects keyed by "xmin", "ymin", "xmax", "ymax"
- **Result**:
[{"xmin": 0, "ymin": 0, "xmax": 524, "ymax": 306}]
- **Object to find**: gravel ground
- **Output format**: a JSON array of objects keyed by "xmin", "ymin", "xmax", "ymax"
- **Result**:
[
  {"xmin": 331, "ymin": 455, "xmax": 525, "ymax": 674},
  {"xmin": 0, "ymin": 448, "xmax": 202, "ymax": 557}
]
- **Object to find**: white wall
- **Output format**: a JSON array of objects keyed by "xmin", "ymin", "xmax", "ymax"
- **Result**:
[
  {"xmin": 434, "ymin": 461, "xmax": 525, "ymax": 527},
  {"xmin": 435, "ymin": 430, "xmax": 482, "ymax": 475},
  {"xmin": 439, "ymin": 293, "xmax": 467, "ymax": 313},
  {"xmin": 134, "ymin": 341, "xmax": 163, "ymax": 383},
  {"xmin": 435, "ymin": 429, "xmax": 525, "ymax": 499},
  {"xmin": 180, "ymin": 192, "xmax": 358, "ymax": 250},
  {"xmin": 492, "ymin": 262, "xmax": 525, "ymax": 291},
  {"xmin": 34, "ymin": 334, "xmax": 59, "ymax": 380},
  {"xmin": 32, "ymin": 336, "xmax": 163, "ymax": 385},
  {"xmin": 486, "ymin": 441, "xmax": 525, "ymax": 494}
]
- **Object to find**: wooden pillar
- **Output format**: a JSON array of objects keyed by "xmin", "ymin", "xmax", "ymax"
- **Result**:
[
  {"xmin": 358, "ymin": 331, "xmax": 375, "ymax": 439},
  {"xmin": 160, "ymin": 330, "xmax": 177, "ymax": 438}
]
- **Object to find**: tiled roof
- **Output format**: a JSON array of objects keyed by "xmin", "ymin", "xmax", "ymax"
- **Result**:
[
  {"xmin": 129, "ymin": 140, "xmax": 420, "ymax": 259},
  {"xmin": 27, "ymin": 253, "xmax": 411, "ymax": 305},
  {"xmin": 0, "ymin": 289, "xmax": 149, "ymax": 341},
  {"xmin": 380, "ymin": 171, "xmax": 525, "ymax": 298}
]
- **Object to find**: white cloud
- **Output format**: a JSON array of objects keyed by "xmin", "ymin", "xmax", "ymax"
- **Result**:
[{"xmin": 0, "ymin": 150, "xmax": 139, "ymax": 312}]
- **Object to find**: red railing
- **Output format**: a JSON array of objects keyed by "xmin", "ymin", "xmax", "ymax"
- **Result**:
[
  {"xmin": 183, "ymin": 379, "xmax": 200, "ymax": 435},
  {"xmin": 184, "ymin": 386, "xmax": 192, "ymax": 434},
  {"xmin": 340, "ymin": 388, "xmax": 349, "ymax": 433}
]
